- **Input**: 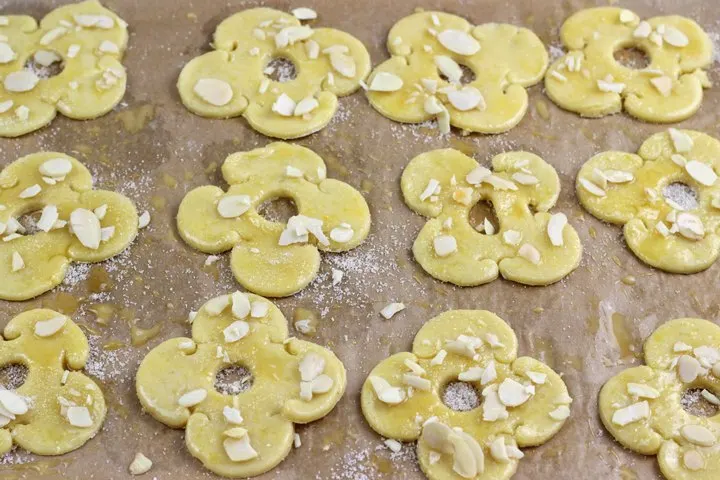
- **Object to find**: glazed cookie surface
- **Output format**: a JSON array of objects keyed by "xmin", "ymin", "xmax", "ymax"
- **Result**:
[
  {"xmin": 178, "ymin": 7, "xmax": 370, "ymax": 139},
  {"xmin": 0, "ymin": 0, "xmax": 128, "ymax": 137},
  {"xmin": 545, "ymin": 7, "xmax": 712, "ymax": 122},
  {"xmin": 402, "ymin": 148, "xmax": 581, "ymax": 286},
  {"xmin": 599, "ymin": 318, "xmax": 720, "ymax": 480},
  {"xmin": 366, "ymin": 11, "xmax": 547, "ymax": 135},
  {"xmin": 577, "ymin": 129, "xmax": 720, "ymax": 273},
  {"xmin": 177, "ymin": 142, "xmax": 371, "ymax": 297},
  {"xmin": 0, "ymin": 152, "xmax": 139, "ymax": 301},
  {"xmin": 0, "ymin": 309, "xmax": 107, "ymax": 455},
  {"xmin": 136, "ymin": 292, "xmax": 346, "ymax": 478},
  {"xmin": 361, "ymin": 310, "xmax": 572, "ymax": 480}
]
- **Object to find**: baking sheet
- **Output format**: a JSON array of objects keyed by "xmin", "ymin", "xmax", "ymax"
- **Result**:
[{"xmin": 2, "ymin": 0, "xmax": 720, "ymax": 478}]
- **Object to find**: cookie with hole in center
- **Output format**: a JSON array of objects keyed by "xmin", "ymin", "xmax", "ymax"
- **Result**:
[{"xmin": 136, "ymin": 292, "xmax": 346, "ymax": 478}]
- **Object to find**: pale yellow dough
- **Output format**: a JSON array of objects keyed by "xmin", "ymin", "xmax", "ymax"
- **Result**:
[
  {"xmin": 545, "ymin": 7, "xmax": 712, "ymax": 122},
  {"xmin": 177, "ymin": 142, "xmax": 371, "ymax": 297},
  {"xmin": 401, "ymin": 149, "xmax": 581, "ymax": 286},
  {"xmin": 361, "ymin": 310, "xmax": 572, "ymax": 480},
  {"xmin": 577, "ymin": 129, "xmax": 720, "ymax": 273},
  {"xmin": 0, "ymin": 152, "xmax": 139, "ymax": 301},
  {"xmin": 136, "ymin": 293, "xmax": 347, "ymax": 478},
  {"xmin": 177, "ymin": 7, "xmax": 370, "ymax": 139},
  {"xmin": 0, "ymin": 309, "xmax": 107, "ymax": 455},
  {"xmin": 0, "ymin": 0, "xmax": 128, "ymax": 137},
  {"xmin": 599, "ymin": 318, "xmax": 720, "ymax": 480},
  {"xmin": 366, "ymin": 11, "xmax": 547, "ymax": 134}
]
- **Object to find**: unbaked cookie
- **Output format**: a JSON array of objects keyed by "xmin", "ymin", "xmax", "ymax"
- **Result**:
[
  {"xmin": 402, "ymin": 148, "xmax": 581, "ymax": 286},
  {"xmin": 177, "ymin": 142, "xmax": 371, "ymax": 297},
  {"xmin": 361, "ymin": 310, "xmax": 572, "ymax": 480},
  {"xmin": 599, "ymin": 318, "xmax": 720, "ymax": 480},
  {"xmin": 545, "ymin": 7, "xmax": 712, "ymax": 122},
  {"xmin": 0, "ymin": 309, "xmax": 107, "ymax": 455},
  {"xmin": 366, "ymin": 10, "xmax": 547, "ymax": 135},
  {"xmin": 178, "ymin": 7, "xmax": 370, "ymax": 139},
  {"xmin": 136, "ymin": 292, "xmax": 346, "ymax": 478},
  {"xmin": 577, "ymin": 129, "xmax": 720, "ymax": 273},
  {"xmin": 0, "ymin": 152, "xmax": 139, "ymax": 301},
  {"xmin": 0, "ymin": 0, "xmax": 128, "ymax": 137}
]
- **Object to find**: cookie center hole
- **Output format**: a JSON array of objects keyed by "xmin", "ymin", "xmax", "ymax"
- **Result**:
[
  {"xmin": 264, "ymin": 57, "xmax": 297, "ymax": 83},
  {"xmin": 0, "ymin": 363, "xmax": 28, "ymax": 390},
  {"xmin": 468, "ymin": 200, "xmax": 499, "ymax": 235},
  {"xmin": 613, "ymin": 46, "xmax": 650, "ymax": 70},
  {"xmin": 681, "ymin": 388, "xmax": 720, "ymax": 417},
  {"xmin": 442, "ymin": 381, "xmax": 480, "ymax": 411},
  {"xmin": 663, "ymin": 182, "xmax": 699, "ymax": 211},
  {"xmin": 438, "ymin": 63, "xmax": 476, "ymax": 85},
  {"xmin": 25, "ymin": 50, "xmax": 65, "ymax": 79},
  {"xmin": 215, "ymin": 365, "xmax": 254, "ymax": 395},
  {"xmin": 258, "ymin": 197, "xmax": 298, "ymax": 224}
]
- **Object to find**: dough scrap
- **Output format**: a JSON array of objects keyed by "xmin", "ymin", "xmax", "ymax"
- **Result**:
[
  {"xmin": 366, "ymin": 11, "xmax": 548, "ymax": 134},
  {"xmin": 361, "ymin": 310, "xmax": 572, "ymax": 480},
  {"xmin": 545, "ymin": 7, "xmax": 712, "ymax": 122},
  {"xmin": 576, "ymin": 129, "xmax": 720, "ymax": 273},
  {"xmin": 599, "ymin": 318, "xmax": 720, "ymax": 480},
  {"xmin": 401, "ymin": 148, "xmax": 581, "ymax": 286},
  {"xmin": 0, "ymin": 152, "xmax": 139, "ymax": 301},
  {"xmin": 176, "ymin": 142, "xmax": 371, "ymax": 297},
  {"xmin": 0, "ymin": 309, "xmax": 107, "ymax": 455},
  {"xmin": 136, "ymin": 293, "xmax": 347, "ymax": 478},
  {"xmin": 0, "ymin": 0, "xmax": 128, "ymax": 137},
  {"xmin": 177, "ymin": 7, "xmax": 370, "ymax": 139}
]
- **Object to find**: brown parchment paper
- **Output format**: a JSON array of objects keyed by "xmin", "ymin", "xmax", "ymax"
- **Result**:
[{"xmin": 2, "ymin": 0, "xmax": 720, "ymax": 478}]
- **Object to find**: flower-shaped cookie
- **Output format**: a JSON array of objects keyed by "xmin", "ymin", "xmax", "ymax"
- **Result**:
[
  {"xmin": 0, "ymin": 152, "xmax": 139, "ymax": 301},
  {"xmin": 600, "ymin": 318, "xmax": 720, "ymax": 479},
  {"xmin": 545, "ymin": 7, "xmax": 713, "ymax": 122},
  {"xmin": 402, "ymin": 148, "xmax": 581, "ymax": 286},
  {"xmin": 177, "ymin": 142, "xmax": 371, "ymax": 297},
  {"xmin": 0, "ymin": 309, "xmax": 107, "ymax": 455},
  {"xmin": 366, "ymin": 11, "xmax": 547, "ymax": 135},
  {"xmin": 136, "ymin": 292, "xmax": 346, "ymax": 478},
  {"xmin": 577, "ymin": 129, "xmax": 720, "ymax": 274},
  {"xmin": 361, "ymin": 310, "xmax": 573, "ymax": 479},
  {"xmin": 0, "ymin": 0, "xmax": 128, "ymax": 137},
  {"xmin": 177, "ymin": 7, "xmax": 370, "ymax": 139}
]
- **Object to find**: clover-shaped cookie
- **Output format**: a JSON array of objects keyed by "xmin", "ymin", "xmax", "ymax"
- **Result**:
[
  {"xmin": 402, "ymin": 148, "xmax": 581, "ymax": 286},
  {"xmin": 366, "ymin": 11, "xmax": 547, "ymax": 135},
  {"xmin": 600, "ymin": 318, "xmax": 720, "ymax": 479},
  {"xmin": 545, "ymin": 7, "xmax": 713, "ymax": 122},
  {"xmin": 0, "ymin": 0, "xmax": 128, "ymax": 137},
  {"xmin": 177, "ymin": 142, "xmax": 370, "ymax": 297},
  {"xmin": 361, "ymin": 310, "xmax": 573, "ymax": 479},
  {"xmin": 0, "ymin": 152, "xmax": 139, "ymax": 301},
  {"xmin": 0, "ymin": 309, "xmax": 107, "ymax": 455},
  {"xmin": 177, "ymin": 7, "xmax": 370, "ymax": 139},
  {"xmin": 136, "ymin": 292, "xmax": 346, "ymax": 478},
  {"xmin": 577, "ymin": 129, "xmax": 720, "ymax": 274}
]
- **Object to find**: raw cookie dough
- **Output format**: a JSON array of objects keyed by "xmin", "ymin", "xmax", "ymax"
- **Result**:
[
  {"xmin": 545, "ymin": 7, "xmax": 712, "ymax": 122},
  {"xmin": 361, "ymin": 310, "xmax": 573, "ymax": 480},
  {"xmin": 0, "ymin": 0, "xmax": 128, "ymax": 137},
  {"xmin": 136, "ymin": 292, "xmax": 347, "ymax": 478},
  {"xmin": 577, "ymin": 129, "xmax": 720, "ymax": 274},
  {"xmin": 402, "ymin": 148, "xmax": 582, "ymax": 286},
  {"xmin": 599, "ymin": 318, "xmax": 720, "ymax": 480},
  {"xmin": 177, "ymin": 7, "xmax": 370, "ymax": 139},
  {"xmin": 0, "ymin": 152, "xmax": 139, "ymax": 301},
  {"xmin": 177, "ymin": 142, "xmax": 371, "ymax": 297},
  {"xmin": 0, "ymin": 309, "xmax": 107, "ymax": 455},
  {"xmin": 366, "ymin": 10, "xmax": 547, "ymax": 134}
]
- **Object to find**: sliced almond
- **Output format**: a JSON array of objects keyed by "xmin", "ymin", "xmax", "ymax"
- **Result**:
[
  {"xmin": 498, "ymin": 378, "xmax": 533, "ymax": 407},
  {"xmin": 701, "ymin": 389, "xmax": 720, "ymax": 406},
  {"xmin": 579, "ymin": 177, "xmax": 607, "ymax": 197},
  {"xmin": 66, "ymin": 405, "xmax": 93, "ymax": 427},
  {"xmin": 549, "ymin": 405, "xmax": 570, "ymax": 420},
  {"xmin": 681, "ymin": 425, "xmax": 715, "ymax": 447},
  {"xmin": 656, "ymin": 221, "xmax": 671, "ymax": 237},
  {"xmin": 466, "ymin": 166, "xmax": 491, "ymax": 185},
  {"xmin": 669, "ymin": 128, "xmax": 693, "ymax": 153},
  {"xmin": 223, "ymin": 320, "xmax": 249, "ymax": 343},
  {"xmin": 178, "ymin": 388, "xmax": 207, "ymax": 407},
  {"xmin": 511, "ymin": 172, "xmax": 539, "ymax": 185},
  {"xmin": 547, "ymin": 212, "xmax": 567, "ymax": 247},
  {"xmin": 217, "ymin": 195, "xmax": 251, "ymax": 218},
  {"xmin": 380, "ymin": 302, "xmax": 405, "ymax": 319},
  {"xmin": 633, "ymin": 21, "xmax": 652, "ymax": 38},
  {"xmin": 311, "ymin": 374, "xmax": 334, "ymax": 394},
  {"xmin": 403, "ymin": 374, "xmax": 431, "ymax": 391},
  {"xmin": 19, "ymin": 184, "xmax": 41, "ymax": 199},
  {"xmin": 685, "ymin": 160, "xmax": 717, "ymax": 186},
  {"xmin": 329, "ymin": 52, "xmax": 356, "ymax": 78},
  {"xmin": 223, "ymin": 435, "xmax": 258, "ymax": 462},
  {"xmin": 138, "ymin": 211, "xmax": 150, "ymax": 229},
  {"xmin": 223, "ymin": 405, "xmax": 243, "ymax": 425},
  {"xmin": 74, "ymin": 14, "xmax": 114, "ymax": 29},
  {"xmin": 437, "ymin": 29, "xmax": 480, "ymax": 55},
  {"xmin": 292, "ymin": 7, "xmax": 317, "ymax": 20},
  {"xmin": 424, "ymin": 95, "xmax": 444, "ymax": 115},
  {"xmin": 434, "ymin": 55, "xmax": 462, "ymax": 84},
  {"xmin": 70, "ymin": 208, "xmax": 101, "ymax": 249},
  {"xmin": 446, "ymin": 87, "xmax": 484, "ymax": 111},
  {"xmin": 627, "ymin": 383, "xmax": 660, "ymax": 399},
  {"xmin": 11, "ymin": 251, "xmax": 24, "ymax": 272},
  {"xmin": 458, "ymin": 367, "xmax": 484, "ymax": 382},
  {"xmin": 0, "ymin": 390, "xmax": 28, "ymax": 415},
  {"xmin": 526, "ymin": 371, "xmax": 547, "ymax": 384},
  {"xmin": 231, "ymin": 291, "xmax": 250, "ymax": 319},
  {"xmin": 650, "ymin": 76, "xmax": 673, "ymax": 96},
  {"xmin": 597, "ymin": 79, "xmax": 625, "ymax": 94},
  {"xmin": 369, "ymin": 376, "xmax": 405, "ymax": 405},
  {"xmin": 663, "ymin": 26, "xmax": 689, "ymax": 47},
  {"xmin": 250, "ymin": 301, "xmax": 268, "ymax": 318},
  {"xmin": 502, "ymin": 230, "xmax": 522, "ymax": 246},
  {"xmin": 129, "ymin": 452, "xmax": 153, "ymax": 476},
  {"xmin": 272, "ymin": 93, "xmax": 296, "ymax": 116},
  {"xmin": 35, "ymin": 315, "xmax": 67, "ymax": 337},
  {"xmin": 676, "ymin": 213, "xmax": 704, "ymax": 241},
  {"xmin": 40, "ymin": 27, "xmax": 67, "ymax": 46},
  {"xmin": 674, "ymin": 341, "xmax": 693, "ymax": 353},
  {"xmin": 683, "ymin": 450, "xmax": 705, "ymax": 471},
  {"xmin": 604, "ymin": 170, "xmax": 634, "ymax": 183},
  {"xmin": 678, "ymin": 355, "xmax": 702, "ymax": 383},
  {"xmin": 433, "ymin": 234, "xmax": 457, "ymax": 257},
  {"xmin": 275, "ymin": 25, "xmax": 313, "ymax": 49},
  {"xmin": 482, "ymin": 385, "xmax": 509, "ymax": 421},
  {"xmin": 481, "ymin": 361, "xmax": 497, "ymax": 385},
  {"xmin": 299, "ymin": 352, "xmax": 326, "ymax": 382},
  {"xmin": 294, "ymin": 96, "xmax": 319, "ymax": 116},
  {"xmin": 193, "ymin": 78, "xmax": 233, "ymax": 106},
  {"xmin": 489, "ymin": 437, "xmax": 510, "ymax": 463},
  {"xmin": 518, "ymin": 243, "xmax": 541, "ymax": 265},
  {"xmin": 330, "ymin": 224, "xmax": 354, "ymax": 243},
  {"xmin": 369, "ymin": 72, "xmax": 403, "ymax": 92},
  {"xmin": 305, "ymin": 39, "xmax": 320, "ymax": 59},
  {"xmin": 619, "ymin": 9, "xmax": 636, "ymax": 24},
  {"xmin": 0, "ymin": 42, "xmax": 15, "ymax": 63},
  {"xmin": 430, "ymin": 349, "xmax": 447, "ymax": 366},
  {"xmin": 612, "ymin": 401, "xmax": 650, "ymax": 426}
]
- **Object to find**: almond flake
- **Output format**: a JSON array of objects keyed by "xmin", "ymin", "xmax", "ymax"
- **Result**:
[
  {"xmin": 129, "ymin": 452, "xmax": 153, "ymax": 476},
  {"xmin": 66, "ymin": 405, "xmax": 93, "ymax": 427},
  {"xmin": 490, "ymin": 436, "xmax": 510, "ymax": 463},
  {"xmin": 481, "ymin": 361, "xmax": 497, "ymax": 385},
  {"xmin": 380, "ymin": 302, "xmax": 405, "ymax": 319},
  {"xmin": 674, "ymin": 341, "xmax": 693, "ymax": 353},
  {"xmin": 683, "ymin": 450, "xmax": 705, "ymax": 471},
  {"xmin": 482, "ymin": 385, "xmax": 509, "ymax": 421},
  {"xmin": 384, "ymin": 438, "xmax": 402, "ymax": 453},
  {"xmin": 656, "ymin": 221, "xmax": 671, "ymax": 237},
  {"xmin": 701, "ymin": 389, "xmax": 720, "ymax": 405},
  {"xmin": 597, "ymin": 79, "xmax": 625, "ymax": 94},
  {"xmin": 437, "ymin": 29, "xmax": 480, "ymax": 55},
  {"xmin": 580, "ymin": 177, "xmax": 606, "ymax": 197},
  {"xmin": 549, "ymin": 70, "xmax": 567, "ymax": 82},
  {"xmin": 331, "ymin": 268, "xmax": 343, "ymax": 286},
  {"xmin": 466, "ymin": 166, "xmax": 491, "ymax": 185},
  {"xmin": 217, "ymin": 195, "xmax": 251, "ymax": 218},
  {"xmin": 419, "ymin": 178, "xmax": 440, "ymax": 201},
  {"xmin": 138, "ymin": 211, "xmax": 150, "ymax": 229},
  {"xmin": 19, "ymin": 184, "xmax": 41, "ymax": 199},
  {"xmin": 547, "ymin": 212, "xmax": 568, "ymax": 246},
  {"xmin": 549, "ymin": 405, "xmax": 570, "ymax": 420},
  {"xmin": 178, "ymin": 389, "xmax": 207, "ymax": 407},
  {"xmin": 70, "ymin": 208, "xmax": 101, "ymax": 249},
  {"xmin": 275, "ymin": 25, "xmax": 313, "ymax": 49},
  {"xmin": 224, "ymin": 434, "xmax": 258, "ymax": 462},
  {"xmin": 404, "ymin": 359, "xmax": 426, "ymax": 376},
  {"xmin": 634, "ymin": 21, "xmax": 652, "ymax": 38},
  {"xmin": 451, "ymin": 187, "xmax": 473, "ymax": 206},
  {"xmin": 15, "ymin": 105, "xmax": 29, "ymax": 121},
  {"xmin": 433, "ymin": 234, "xmax": 457, "ymax": 257},
  {"xmin": 526, "ymin": 371, "xmax": 547, "ymax": 384},
  {"xmin": 272, "ymin": 93, "xmax": 296, "ymax": 116},
  {"xmin": 0, "ymin": 390, "xmax": 27, "ymax": 416},
  {"xmin": 330, "ymin": 224, "xmax": 354, "ymax": 243},
  {"xmin": 481, "ymin": 218, "xmax": 495, "ymax": 235},
  {"xmin": 98, "ymin": 40, "xmax": 119, "ymax": 54},
  {"xmin": 368, "ymin": 72, "xmax": 403, "ymax": 92},
  {"xmin": 294, "ymin": 96, "xmax": 319, "ymax": 116},
  {"xmin": 329, "ymin": 52, "xmax": 356, "ymax": 78},
  {"xmin": 292, "ymin": 7, "xmax": 317, "ymax": 20},
  {"xmin": 421, "ymin": 78, "xmax": 438, "ymax": 93},
  {"xmin": 205, "ymin": 295, "xmax": 230, "ymax": 316},
  {"xmin": 604, "ymin": 170, "xmax": 634, "ymax": 183},
  {"xmin": 74, "ymin": 14, "xmax": 114, "ymax": 29},
  {"xmin": 498, "ymin": 378, "xmax": 533, "ymax": 407},
  {"xmin": 403, "ymin": 374, "xmax": 431, "ymax": 391},
  {"xmin": 39, "ymin": 157, "xmax": 72, "ymax": 178},
  {"xmin": 193, "ymin": 78, "xmax": 233, "ymax": 106},
  {"xmin": 685, "ymin": 160, "xmax": 717, "ymax": 186},
  {"xmin": 436, "ymin": 105, "xmax": 450, "ymax": 134},
  {"xmin": 671, "ymin": 154, "xmax": 687, "ymax": 167},
  {"xmin": 503, "ymin": 230, "xmax": 522, "ymax": 246},
  {"xmin": 677, "ymin": 354, "xmax": 702, "ymax": 383},
  {"xmin": 663, "ymin": 26, "xmax": 689, "ymax": 47},
  {"xmin": 650, "ymin": 76, "xmax": 673, "ymax": 96},
  {"xmin": 322, "ymin": 45, "xmax": 349, "ymax": 56},
  {"xmin": 681, "ymin": 425, "xmax": 715, "ymax": 447},
  {"xmin": 434, "ymin": 55, "xmax": 462, "ymax": 84},
  {"xmin": 518, "ymin": 243, "xmax": 541, "ymax": 265},
  {"xmin": 11, "ymin": 251, "xmax": 24, "ymax": 273},
  {"xmin": 40, "ymin": 27, "xmax": 67, "ymax": 46},
  {"xmin": 223, "ymin": 405, "xmax": 243, "ymax": 424},
  {"xmin": 612, "ymin": 401, "xmax": 650, "ymax": 426},
  {"xmin": 511, "ymin": 172, "xmax": 539, "ymax": 185},
  {"xmin": 311, "ymin": 374, "xmax": 334, "ymax": 394},
  {"xmin": 627, "ymin": 383, "xmax": 660, "ymax": 399},
  {"xmin": 669, "ymin": 128, "xmax": 693, "ymax": 153},
  {"xmin": 0, "ymin": 42, "xmax": 15, "ymax": 63},
  {"xmin": 369, "ymin": 376, "xmax": 405, "ymax": 405},
  {"xmin": 619, "ymin": 9, "xmax": 636, "ymax": 24},
  {"xmin": 0, "ymin": 100, "xmax": 13, "ymax": 113},
  {"xmin": 676, "ymin": 213, "xmax": 704, "ymax": 240},
  {"xmin": 458, "ymin": 366, "xmax": 484, "ymax": 382},
  {"xmin": 430, "ymin": 349, "xmax": 447, "ymax": 366},
  {"xmin": 446, "ymin": 86, "xmax": 484, "ymax": 111}
]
